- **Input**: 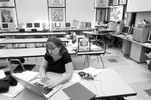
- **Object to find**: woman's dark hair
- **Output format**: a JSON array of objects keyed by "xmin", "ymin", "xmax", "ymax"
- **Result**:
[{"xmin": 46, "ymin": 36, "xmax": 67, "ymax": 56}]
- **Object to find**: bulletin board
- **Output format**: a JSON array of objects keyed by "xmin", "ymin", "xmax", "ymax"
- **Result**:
[
  {"xmin": 110, "ymin": 6, "xmax": 124, "ymax": 22},
  {"xmin": 0, "ymin": 8, "xmax": 17, "ymax": 30}
]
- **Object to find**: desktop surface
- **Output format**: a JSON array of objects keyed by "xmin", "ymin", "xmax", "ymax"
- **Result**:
[{"xmin": 0, "ymin": 68, "xmax": 136, "ymax": 100}]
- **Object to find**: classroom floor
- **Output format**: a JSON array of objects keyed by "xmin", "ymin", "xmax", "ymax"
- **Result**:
[{"xmin": 2, "ymin": 41, "xmax": 151, "ymax": 100}]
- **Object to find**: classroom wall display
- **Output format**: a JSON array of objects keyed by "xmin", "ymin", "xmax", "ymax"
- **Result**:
[
  {"xmin": 49, "ymin": 8, "xmax": 65, "ymax": 22},
  {"xmin": 113, "ymin": 0, "xmax": 119, "ymax": 6},
  {"xmin": 110, "ymin": 6, "xmax": 123, "ymax": 22},
  {"xmin": 0, "ymin": 8, "xmax": 17, "ymax": 30},
  {"xmin": 49, "ymin": 0, "xmax": 65, "ymax": 7}
]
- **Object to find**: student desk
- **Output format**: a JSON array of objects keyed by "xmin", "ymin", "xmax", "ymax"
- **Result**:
[
  {"xmin": 0, "ymin": 38, "xmax": 68, "ymax": 44},
  {"xmin": 0, "ymin": 68, "xmax": 136, "ymax": 100},
  {"xmin": 83, "ymin": 30, "xmax": 114, "ymax": 54},
  {"xmin": 0, "ymin": 32, "xmax": 66, "ymax": 38},
  {"xmin": 109, "ymin": 33, "xmax": 151, "ymax": 63},
  {"xmin": 0, "ymin": 38, "xmax": 68, "ymax": 48},
  {"xmin": 50, "ymin": 29, "xmax": 93, "ymax": 35},
  {"xmin": 0, "ymin": 47, "xmax": 76, "ymax": 59}
]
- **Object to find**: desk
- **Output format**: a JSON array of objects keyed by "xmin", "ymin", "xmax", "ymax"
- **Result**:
[
  {"xmin": 0, "ymin": 68, "xmax": 136, "ymax": 100},
  {"xmin": 0, "ymin": 38, "xmax": 68, "ymax": 48},
  {"xmin": 50, "ymin": 29, "xmax": 93, "ymax": 35},
  {"xmin": 84, "ymin": 31, "xmax": 114, "ymax": 54},
  {"xmin": 0, "ymin": 32, "xmax": 66, "ymax": 38},
  {"xmin": 0, "ymin": 47, "xmax": 76, "ymax": 59},
  {"xmin": 109, "ymin": 33, "xmax": 151, "ymax": 63}
]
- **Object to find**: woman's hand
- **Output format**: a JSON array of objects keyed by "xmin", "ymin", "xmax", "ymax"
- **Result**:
[
  {"xmin": 40, "ymin": 73, "xmax": 48, "ymax": 83},
  {"xmin": 43, "ymin": 79, "xmax": 60, "ymax": 88}
]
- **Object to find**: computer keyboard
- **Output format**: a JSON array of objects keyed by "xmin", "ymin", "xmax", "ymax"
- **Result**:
[{"xmin": 34, "ymin": 82, "xmax": 53, "ymax": 95}]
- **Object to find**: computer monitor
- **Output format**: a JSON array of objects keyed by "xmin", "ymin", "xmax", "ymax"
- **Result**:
[
  {"xmin": 1, "ymin": 23, "xmax": 9, "ymax": 29},
  {"xmin": 55, "ymin": 22, "xmax": 61, "ymax": 28},
  {"xmin": 65, "ymin": 22, "xmax": 71, "ymax": 28},
  {"xmin": 122, "ymin": 26, "xmax": 130, "ymax": 34},
  {"xmin": 26, "ymin": 23, "xmax": 33, "ymax": 28},
  {"xmin": 34, "ymin": 23, "xmax": 40, "ymax": 28},
  {"xmin": 86, "ymin": 22, "xmax": 91, "ymax": 28}
]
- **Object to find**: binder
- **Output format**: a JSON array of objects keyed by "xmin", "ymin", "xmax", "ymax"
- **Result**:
[{"xmin": 63, "ymin": 82, "xmax": 96, "ymax": 100}]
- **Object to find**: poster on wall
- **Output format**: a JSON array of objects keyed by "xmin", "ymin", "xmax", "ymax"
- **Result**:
[
  {"xmin": 49, "ymin": 0, "xmax": 65, "ymax": 7},
  {"xmin": 49, "ymin": 8, "xmax": 65, "ymax": 22},
  {"xmin": 0, "ymin": 8, "xmax": 17, "ymax": 30},
  {"xmin": 110, "ymin": 6, "xmax": 123, "ymax": 22}
]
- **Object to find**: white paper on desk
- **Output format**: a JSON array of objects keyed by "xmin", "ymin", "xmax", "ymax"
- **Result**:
[
  {"xmin": 83, "ymin": 67, "xmax": 102, "ymax": 76},
  {"xmin": 12, "ymin": 70, "xmax": 39, "ymax": 82},
  {"xmin": 1, "ymin": 83, "xmax": 24, "ymax": 97},
  {"xmin": 0, "ymin": 70, "xmax": 6, "ymax": 79},
  {"xmin": 70, "ymin": 73, "xmax": 81, "ymax": 82}
]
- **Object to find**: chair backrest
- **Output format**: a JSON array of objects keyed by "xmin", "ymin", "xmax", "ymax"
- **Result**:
[
  {"xmin": 31, "ymin": 29, "xmax": 37, "ymax": 32},
  {"xmin": 77, "ymin": 37, "xmax": 91, "ymax": 52},
  {"xmin": 9, "ymin": 58, "xmax": 25, "ymax": 72},
  {"xmin": 19, "ymin": 29, "xmax": 25, "ymax": 32},
  {"xmin": 92, "ymin": 39, "xmax": 105, "ymax": 52}
]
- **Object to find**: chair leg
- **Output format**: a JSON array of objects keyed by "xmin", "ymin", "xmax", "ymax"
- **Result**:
[
  {"xmin": 84, "ymin": 55, "xmax": 90, "ymax": 68},
  {"xmin": 100, "ymin": 56, "xmax": 105, "ymax": 68}
]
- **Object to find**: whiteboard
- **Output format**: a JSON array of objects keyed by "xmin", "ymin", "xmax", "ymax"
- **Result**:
[{"xmin": 127, "ymin": 0, "xmax": 151, "ymax": 12}]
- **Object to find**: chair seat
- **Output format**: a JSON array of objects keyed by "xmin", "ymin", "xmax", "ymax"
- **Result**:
[{"xmin": 13, "ymin": 64, "xmax": 35, "ymax": 73}]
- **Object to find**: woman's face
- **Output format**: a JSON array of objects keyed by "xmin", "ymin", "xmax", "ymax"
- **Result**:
[{"xmin": 47, "ymin": 42, "xmax": 61, "ymax": 56}]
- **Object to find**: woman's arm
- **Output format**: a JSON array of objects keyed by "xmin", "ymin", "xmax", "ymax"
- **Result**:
[
  {"xmin": 59, "ymin": 62, "xmax": 73, "ymax": 84},
  {"xmin": 39, "ymin": 58, "xmax": 48, "ymax": 82},
  {"xmin": 44, "ymin": 62, "xmax": 73, "ymax": 88}
]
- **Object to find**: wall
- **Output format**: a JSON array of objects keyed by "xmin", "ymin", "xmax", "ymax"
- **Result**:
[
  {"xmin": 15, "ymin": 0, "xmax": 94, "ymax": 28},
  {"xmin": 127, "ymin": 0, "xmax": 151, "ymax": 12},
  {"xmin": 135, "ymin": 12, "xmax": 151, "ymax": 26},
  {"xmin": 66, "ymin": 0, "xmax": 94, "ymax": 22},
  {"xmin": 15, "ymin": 0, "xmax": 48, "ymax": 29}
]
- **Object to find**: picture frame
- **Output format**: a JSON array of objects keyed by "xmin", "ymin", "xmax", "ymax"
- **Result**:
[
  {"xmin": 110, "ymin": 6, "xmax": 124, "ymax": 22},
  {"xmin": 49, "ymin": 0, "xmax": 65, "ymax": 7},
  {"xmin": 0, "ymin": 8, "xmax": 18, "ymax": 30},
  {"xmin": 119, "ymin": 0, "xmax": 127, "ymax": 5},
  {"xmin": 113, "ymin": 0, "xmax": 119, "ymax": 6},
  {"xmin": 49, "ymin": 8, "xmax": 65, "ymax": 22}
]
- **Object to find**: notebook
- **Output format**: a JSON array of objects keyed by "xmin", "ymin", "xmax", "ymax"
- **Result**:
[
  {"xmin": 63, "ymin": 82, "xmax": 96, "ymax": 100},
  {"xmin": 13, "ymin": 75, "xmax": 62, "ymax": 98}
]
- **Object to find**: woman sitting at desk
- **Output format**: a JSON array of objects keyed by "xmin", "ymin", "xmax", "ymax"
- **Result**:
[{"xmin": 39, "ymin": 36, "xmax": 73, "ymax": 88}]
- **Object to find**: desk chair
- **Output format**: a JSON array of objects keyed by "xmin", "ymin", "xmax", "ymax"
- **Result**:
[
  {"xmin": 76, "ymin": 37, "xmax": 105, "ymax": 68},
  {"xmin": 9, "ymin": 58, "xmax": 36, "ymax": 73},
  {"xmin": 19, "ymin": 29, "xmax": 25, "ymax": 32}
]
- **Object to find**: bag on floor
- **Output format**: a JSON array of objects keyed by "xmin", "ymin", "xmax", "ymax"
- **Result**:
[{"xmin": 0, "ymin": 72, "xmax": 11, "ymax": 93}]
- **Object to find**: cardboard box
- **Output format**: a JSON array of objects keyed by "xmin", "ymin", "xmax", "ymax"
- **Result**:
[{"xmin": 132, "ymin": 27, "xmax": 151, "ymax": 43}]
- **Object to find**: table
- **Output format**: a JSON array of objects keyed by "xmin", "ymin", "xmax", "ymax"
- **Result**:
[
  {"xmin": 51, "ymin": 29, "xmax": 93, "ymax": 35},
  {"xmin": 0, "ymin": 68, "xmax": 136, "ymax": 100},
  {"xmin": 0, "ymin": 38, "xmax": 68, "ymax": 48},
  {"xmin": 0, "ymin": 47, "xmax": 76, "ymax": 59},
  {"xmin": 109, "ymin": 33, "xmax": 151, "ymax": 63},
  {"xmin": 0, "ymin": 32, "xmax": 66, "ymax": 38},
  {"xmin": 84, "ymin": 30, "xmax": 114, "ymax": 54},
  {"xmin": 0, "ymin": 38, "xmax": 68, "ymax": 44}
]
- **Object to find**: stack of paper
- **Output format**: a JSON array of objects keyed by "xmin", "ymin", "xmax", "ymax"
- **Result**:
[{"xmin": 83, "ymin": 67, "xmax": 102, "ymax": 76}]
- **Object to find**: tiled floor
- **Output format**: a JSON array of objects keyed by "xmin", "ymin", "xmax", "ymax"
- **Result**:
[{"xmin": 4, "ymin": 43, "xmax": 151, "ymax": 100}]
